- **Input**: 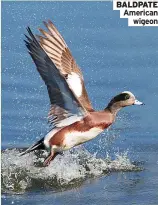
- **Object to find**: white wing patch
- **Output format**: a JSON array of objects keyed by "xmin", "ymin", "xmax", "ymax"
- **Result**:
[
  {"xmin": 66, "ymin": 72, "xmax": 82, "ymax": 97},
  {"xmin": 55, "ymin": 115, "xmax": 83, "ymax": 127}
]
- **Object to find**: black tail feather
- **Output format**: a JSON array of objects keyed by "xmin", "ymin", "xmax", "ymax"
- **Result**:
[{"xmin": 19, "ymin": 137, "xmax": 45, "ymax": 156}]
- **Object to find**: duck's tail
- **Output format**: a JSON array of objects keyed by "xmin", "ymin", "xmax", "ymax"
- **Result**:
[{"xmin": 19, "ymin": 137, "xmax": 45, "ymax": 156}]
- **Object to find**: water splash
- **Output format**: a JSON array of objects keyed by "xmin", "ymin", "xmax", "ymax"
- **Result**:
[{"xmin": 2, "ymin": 147, "xmax": 142, "ymax": 194}]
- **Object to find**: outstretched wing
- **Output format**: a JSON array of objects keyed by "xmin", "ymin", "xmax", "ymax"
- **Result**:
[
  {"xmin": 25, "ymin": 27, "xmax": 87, "ymax": 127},
  {"xmin": 37, "ymin": 20, "xmax": 94, "ymax": 112}
]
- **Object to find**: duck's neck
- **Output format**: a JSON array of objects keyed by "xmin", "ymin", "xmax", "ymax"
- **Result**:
[{"xmin": 105, "ymin": 104, "xmax": 122, "ymax": 116}]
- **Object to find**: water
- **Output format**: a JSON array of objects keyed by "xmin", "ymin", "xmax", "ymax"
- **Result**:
[{"xmin": 2, "ymin": 1, "xmax": 158, "ymax": 205}]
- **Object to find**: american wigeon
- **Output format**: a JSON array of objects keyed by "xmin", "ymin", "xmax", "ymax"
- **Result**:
[{"xmin": 20, "ymin": 21, "xmax": 144, "ymax": 166}]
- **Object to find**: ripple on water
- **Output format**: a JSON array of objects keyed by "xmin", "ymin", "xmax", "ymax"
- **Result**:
[{"xmin": 1, "ymin": 147, "xmax": 142, "ymax": 194}]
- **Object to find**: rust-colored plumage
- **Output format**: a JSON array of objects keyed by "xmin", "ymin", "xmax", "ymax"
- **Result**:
[
  {"xmin": 49, "ymin": 111, "xmax": 113, "ymax": 147},
  {"xmin": 20, "ymin": 21, "xmax": 143, "ymax": 166}
]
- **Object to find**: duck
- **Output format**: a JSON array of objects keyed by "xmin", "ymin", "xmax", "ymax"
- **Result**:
[{"xmin": 20, "ymin": 20, "xmax": 144, "ymax": 166}]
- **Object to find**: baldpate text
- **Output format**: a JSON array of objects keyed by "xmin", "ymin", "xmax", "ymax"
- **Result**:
[{"xmin": 117, "ymin": 1, "xmax": 158, "ymax": 8}]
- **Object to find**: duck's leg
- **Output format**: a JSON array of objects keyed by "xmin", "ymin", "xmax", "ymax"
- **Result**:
[{"xmin": 43, "ymin": 151, "xmax": 59, "ymax": 167}]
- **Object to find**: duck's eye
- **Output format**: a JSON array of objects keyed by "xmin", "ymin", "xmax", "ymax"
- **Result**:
[{"xmin": 124, "ymin": 94, "xmax": 130, "ymax": 100}]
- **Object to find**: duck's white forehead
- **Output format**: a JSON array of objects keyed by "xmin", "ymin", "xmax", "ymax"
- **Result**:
[{"xmin": 122, "ymin": 91, "xmax": 135, "ymax": 98}]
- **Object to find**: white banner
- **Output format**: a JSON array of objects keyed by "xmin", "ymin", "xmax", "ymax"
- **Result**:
[{"xmin": 113, "ymin": 0, "xmax": 158, "ymax": 26}]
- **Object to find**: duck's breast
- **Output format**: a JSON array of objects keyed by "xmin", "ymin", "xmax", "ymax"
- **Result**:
[{"xmin": 63, "ymin": 127, "xmax": 103, "ymax": 150}]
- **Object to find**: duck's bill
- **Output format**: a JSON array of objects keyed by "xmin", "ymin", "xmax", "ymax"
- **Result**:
[{"xmin": 134, "ymin": 99, "xmax": 144, "ymax": 105}]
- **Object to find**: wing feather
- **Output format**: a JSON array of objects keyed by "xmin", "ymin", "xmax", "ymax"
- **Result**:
[
  {"xmin": 25, "ymin": 27, "xmax": 87, "ymax": 127},
  {"xmin": 38, "ymin": 20, "xmax": 94, "ymax": 112}
]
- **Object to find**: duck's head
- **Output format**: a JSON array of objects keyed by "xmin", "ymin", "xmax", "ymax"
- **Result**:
[{"xmin": 107, "ymin": 91, "xmax": 144, "ymax": 114}]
